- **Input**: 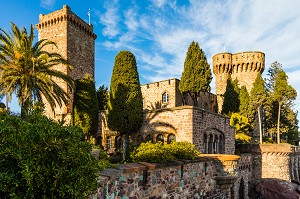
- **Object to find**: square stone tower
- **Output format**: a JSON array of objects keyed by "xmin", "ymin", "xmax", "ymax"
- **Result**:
[{"xmin": 36, "ymin": 5, "xmax": 97, "ymax": 122}]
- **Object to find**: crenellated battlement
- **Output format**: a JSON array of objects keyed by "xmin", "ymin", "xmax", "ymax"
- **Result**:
[
  {"xmin": 212, "ymin": 51, "xmax": 265, "ymax": 113},
  {"xmin": 36, "ymin": 5, "xmax": 96, "ymax": 39}
]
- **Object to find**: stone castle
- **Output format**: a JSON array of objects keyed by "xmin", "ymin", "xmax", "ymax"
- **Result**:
[
  {"xmin": 37, "ymin": 6, "xmax": 300, "ymax": 198},
  {"xmin": 36, "ymin": 5, "xmax": 96, "ymax": 123}
]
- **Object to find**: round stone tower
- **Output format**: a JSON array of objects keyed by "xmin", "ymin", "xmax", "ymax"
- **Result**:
[
  {"xmin": 231, "ymin": 51, "xmax": 265, "ymax": 93},
  {"xmin": 212, "ymin": 51, "xmax": 265, "ymax": 113},
  {"xmin": 212, "ymin": 52, "xmax": 232, "ymax": 113}
]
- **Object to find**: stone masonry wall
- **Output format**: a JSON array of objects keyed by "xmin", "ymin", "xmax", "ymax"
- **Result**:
[
  {"xmin": 90, "ymin": 155, "xmax": 240, "ymax": 199},
  {"xmin": 36, "ymin": 5, "xmax": 96, "ymax": 122},
  {"xmin": 141, "ymin": 78, "xmax": 218, "ymax": 113}
]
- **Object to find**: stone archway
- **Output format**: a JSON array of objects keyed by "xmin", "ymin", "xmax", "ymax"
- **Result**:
[{"xmin": 203, "ymin": 128, "xmax": 225, "ymax": 154}]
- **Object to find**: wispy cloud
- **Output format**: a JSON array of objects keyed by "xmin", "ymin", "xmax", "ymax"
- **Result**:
[
  {"xmin": 98, "ymin": 1, "xmax": 120, "ymax": 37},
  {"xmin": 40, "ymin": 0, "xmax": 55, "ymax": 9}
]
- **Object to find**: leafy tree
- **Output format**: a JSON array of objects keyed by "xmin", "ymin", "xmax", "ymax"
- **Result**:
[
  {"xmin": 230, "ymin": 113, "xmax": 251, "ymax": 135},
  {"xmin": 273, "ymin": 69, "xmax": 297, "ymax": 144},
  {"xmin": 264, "ymin": 62, "xmax": 298, "ymax": 143},
  {"xmin": 0, "ymin": 22, "xmax": 74, "ymax": 119},
  {"xmin": 0, "ymin": 113, "xmax": 99, "ymax": 198},
  {"xmin": 248, "ymin": 73, "xmax": 267, "ymax": 144},
  {"xmin": 179, "ymin": 41, "xmax": 212, "ymax": 106},
  {"xmin": 97, "ymin": 84, "xmax": 109, "ymax": 110},
  {"xmin": 73, "ymin": 75, "xmax": 99, "ymax": 141},
  {"xmin": 221, "ymin": 77, "xmax": 240, "ymax": 116},
  {"xmin": 239, "ymin": 85, "xmax": 250, "ymax": 117},
  {"xmin": 107, "ymin": 51, "xmax": 143, "ymax": 160}
]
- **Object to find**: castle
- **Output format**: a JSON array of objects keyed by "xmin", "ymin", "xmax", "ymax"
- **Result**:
[
  {"xmin": 36, "ymin": 5, "xmax": 96, "ymax": 123},
  {"xmin": 37, "ymin": 6, "xmax": 300, "ymax": 199}
]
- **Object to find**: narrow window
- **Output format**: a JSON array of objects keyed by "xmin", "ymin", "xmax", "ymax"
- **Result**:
[
  {"xmin": 167, "ymin": 134, "xmax": 176, "ymax": 144},
  {"xmin": 156, "ymin": 134, "xmax": 164, "ymax": 143},
  {"xmin": 106, "ymin": 136, "xmax": 112, "ymax": 150},
  {"xmin": 162, "ymin": 92, "xmax": 169, "ymax": 103}
]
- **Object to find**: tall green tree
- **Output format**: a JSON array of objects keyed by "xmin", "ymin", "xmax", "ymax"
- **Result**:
[
  {"xmin": 97, "ymin": 84, "xmax": 109, "ymax": 110},
  {"xmin": 179, "ymin": 41, "xmax": 212, "ymax": 106},
  {"xmin": 107, "ymin": 51, "xmax": 143, "ymax": 160},
  {"xmin": 0, "ymin": 22, "xmax": 74, "ymax": 118},
  {"xmin": 249, "ymin": 74, "xmax": 267, "ymax": 144},
  {"xmin": 73, "ymin": 75, "xmax": 99, "ymax": 141},
  {"xmin": 273, "ymin": 69, "xmax": 297, "ymax": 144},
  {"xmin": 239, "ymin": 85, "xmax": 250, "ymax": 117},
  {"xmin": 221, "ymin": 77, "xmax": 240, "ymax": 117}
]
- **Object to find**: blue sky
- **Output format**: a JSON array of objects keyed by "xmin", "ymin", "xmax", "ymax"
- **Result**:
[{"xmin": 1, "ymin": 0, "xmax": 300, "ymax": 118}]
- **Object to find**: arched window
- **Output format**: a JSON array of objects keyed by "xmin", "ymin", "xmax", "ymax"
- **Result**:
[
  {"xmin": 204, "ymin": 134, "xmax": 208, "ymax": 153},
  {"xmin": 145, "ymin": 134, "xmax": 152, "ymax": 143},
  {"xmin": 167, "ymin": 134, "xmax": 176, "ymax": 144},
  {"xmin": 136, "ymin": 135, "xmax": 143, "ymax": 146},
  {"xmin": 156, "ymin": 134, "xmax": 164, "ymax": 143},
  {"xmin": 106, "ymin": 136, "xmax": 112, "ymax": 150},
  {"xmin": 162, "ymin": 92, "xmax": 169, "ymax": 103},
  {"xmin": 115, "ymin": 136, "xmax": 122, "ymax": 152}
]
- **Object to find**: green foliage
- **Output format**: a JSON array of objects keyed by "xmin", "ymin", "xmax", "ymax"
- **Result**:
[
  {"xmin": 108, "ymin": 50, "xmax": 143, "ymax": 160},
  {"xmin": 248, "ymin": 74, "xmax": 267, "ymax": 124},
  {"xmin": 130, "ymin": 141, "xmax": 201, "ymax": 163},
  {"xmin": 239, "ymin": 86, "xmax": 250, "ymax": 117},
  {"xmin": 73, "ymin": 75, "xmax": 99, "ymax": 140},
  {"xmin": 165, "ymin": 141, "xmax": 201, "ymax": 160},
  {"xmin": 179, "ymin": 41, "xmax": 212, "ymax": 106},
  {"xmin": 0, "ymin": 113, "xmax": 99, "ymax": 198},
  {"xmin": 0, "ymin": 22, "xmax": 74, "ymax": 119},
  {"xmin": 230, "ymin": 113, "xmax": 251, "ymax": 134},
  {"xmin": 235, "ymin": 133, "xmax": 252, "ymax": 144},
  {"xmin": 262, "ymin": 137, "xmax": 275, "ymax": 144},
  {"xmin": 96, "ymin": 84, "xmax": 109, "ymax": 110},
  {"xmin": 222, "ymin": 77, "xmax": 240, "ymax": 116},
  {"xmin": 107, "ymin": 50, "xmax": 143, "ymax": 134}
]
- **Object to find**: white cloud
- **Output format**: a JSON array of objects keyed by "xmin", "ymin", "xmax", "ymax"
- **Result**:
[
  {"xmin": 40, "ymin": 0, "xmax": 55, "ymax": 9},
  {"xmin": 151, "ymin": 0, "xmax": 167, "ymax": 8},
  {"xmin": 98, "ymin": 1, "xmax": 120, "ymax": 37}
]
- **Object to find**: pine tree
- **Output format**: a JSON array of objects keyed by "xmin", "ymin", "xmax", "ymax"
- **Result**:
[
  {"xmin": 249, "ymin": 73, "xmax": 267, "ymax": 144},
  {"xmin": 179, "ymin": 41, "xmax": 212, "ymax": 106},
  {"xmin": 221, "ymin": 77, "xmax": 240, "ymax": 117},
  {"xmin": 107, "ymin": 51, "xmax": 143, "ymax": 160},
  {"xmin": 73, "ymin": 75, "xmax": 99, "ymax": 141},
  {"xmin": 273, "ymin": 69, "xmax": 297, "ymax": 144},
  {"xmin": 239, "ymin": 85, "xmax": 250, "ymax": 117}
]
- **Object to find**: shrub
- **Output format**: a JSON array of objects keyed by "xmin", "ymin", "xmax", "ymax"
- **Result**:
[
  {"xmin": 130, "ymin": 141, "xmax": 201, "ymax": 163},
  {"xmin": 0, "ymin": 113, "xmax": 99, "ymax": 198},
  {"xmin": 166, "ymin": 141, "xmax": 201, "ymax": 160},
  {"xmin": 130, "ymin": 142, "xmax": 174, "ymax": 163},
  {"xmin": 235, "ymin": 133, "xmax": 252, "ymax": 144}
]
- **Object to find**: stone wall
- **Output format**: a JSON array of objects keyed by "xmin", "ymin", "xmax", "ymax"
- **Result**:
[
  {"xmin": 141, "ymin": 78, "xmax": 218, "ymax": 113},
  {"xmin": 36, "ymin": 5, "xmax": 96, "ymax": 122},
  {"xmin": 90, "ymin": 155, "xmax": 240, "ymax": 199},
  {"xmin": 132, "ymin": 106, "xmax": 235, "ymax": 154}
]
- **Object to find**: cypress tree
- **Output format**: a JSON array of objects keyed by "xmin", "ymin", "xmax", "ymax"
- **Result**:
[
  {"xmin": 73, "ymin": 75, "xmax": 99, "ymax": 141},
  {"xmin": 107, "ymin": 51, "xmax": 143, "ymax": 160},
  {"xmin": 273, "ymin": 69, "xmax": 297, "ymax": 144},
  {"xmin": 179, "ymin": 41, "xmax": 212, "ymax": 106},
  {"xmin": 96, "ymin": 85, "xmax": 109, "ymax": 110},
  {"xmin": 221, "ymin": 77, "xmax": 240, "ymax": 117},
  {"xmin": 239, "ymin": 85, "xmax": 250, "ymax": 117},
  {"xmin": 249, "ymin": 73, "xmax": 267, "ymax": 144}
]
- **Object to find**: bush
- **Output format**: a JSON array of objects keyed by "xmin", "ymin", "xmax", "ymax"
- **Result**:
[
  {"xmin": 166, "ymin": 141, "xmax": 201, "ymax": 160},
  {"xmin": 0, "ymin": 113, "xmax": 99, "ymax": 198},
  {"xmin": 130, "ymin": 141, "xmax": 200, "ymax": 163},
  {"xmin": 235, "ymin": 133, "xmax": 252, "ymax": 144}
]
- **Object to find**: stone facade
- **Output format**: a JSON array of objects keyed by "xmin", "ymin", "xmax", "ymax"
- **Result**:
[
  {"xmin": 212, "ymin": 51, "xmax": 265, "ymax": 112},
  {"xmin": 36, "ymin": 5, "xmax": 96, "ymax": 122},
  {"xmin": 90, "ymin": 154, "xmax": 240, "ymax": 199}
]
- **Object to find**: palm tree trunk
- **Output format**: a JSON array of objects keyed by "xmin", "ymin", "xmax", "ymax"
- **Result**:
[
  {"xmin": 277, "ymin": 102, "xmax": 281, "ymax": 144},
  {"xmin": 258, "ymin": 106, "xmax": 263, "ymax": 144}
]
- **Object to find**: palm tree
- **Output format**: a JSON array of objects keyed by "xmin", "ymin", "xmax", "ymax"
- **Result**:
[{"xmin": 0, "ymin": 22, "xmax": 74, "ymax": 118}]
